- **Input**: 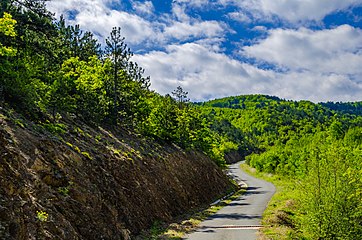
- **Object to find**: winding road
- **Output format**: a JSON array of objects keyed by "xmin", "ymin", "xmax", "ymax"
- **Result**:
[{"xmin": 184, "ymin": 162, "xmax": 275, "ymax": 240}]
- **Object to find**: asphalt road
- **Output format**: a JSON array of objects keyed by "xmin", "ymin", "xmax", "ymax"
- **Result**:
[{"xmin": 184, "ymin": 162, "xmax": 275, "ymax": 240}]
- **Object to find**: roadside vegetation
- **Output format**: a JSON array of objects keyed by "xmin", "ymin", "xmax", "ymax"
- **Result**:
[{"xmin": 200, "ymin": 95, "xmax": 362, "ymax": 239}]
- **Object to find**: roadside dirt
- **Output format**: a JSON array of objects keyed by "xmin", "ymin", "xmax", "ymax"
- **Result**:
[{"xmin": 0, "ymin": 108, "xmax": 233, "ymax": 239}]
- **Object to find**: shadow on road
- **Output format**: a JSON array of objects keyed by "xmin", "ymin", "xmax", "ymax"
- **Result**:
[
  {"xmin": 208, "ymin": 213, "xmax": 261, "ymax": 220},
  {"xmin": 227, "ymin": 202, "xmax": 250, "ymax": 207}
]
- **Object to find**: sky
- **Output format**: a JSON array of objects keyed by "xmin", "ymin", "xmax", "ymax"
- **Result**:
[{"xmin": 46, "ymin": 0, "xmax": 362, "ymax": 102}]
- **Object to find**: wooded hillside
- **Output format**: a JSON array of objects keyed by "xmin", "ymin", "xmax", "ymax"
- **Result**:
[{"xmin": 199, "ymin": 94, "xmax": 362, "ymax": 239}]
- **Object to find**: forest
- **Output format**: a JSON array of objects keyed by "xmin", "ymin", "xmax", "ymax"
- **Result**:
[
  {"xmin": 200, "ymin": 95, "xmax": 362, "ymax": 239},
  {"xmin": 0, "ymin": 0, "xmax": 235, "ymax": 167},
  {"xmin": 1, "ymin": 1, "xmax": 361, "ymax": 239}
]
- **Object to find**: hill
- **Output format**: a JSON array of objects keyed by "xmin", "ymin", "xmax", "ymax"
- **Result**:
[
  {"xmin": 198, "ymin": 94, "xmax": 362, "ymax": 239},
  {"xmin": 0, "ymin": 107, "xmax": 233, "ymax": 239}
]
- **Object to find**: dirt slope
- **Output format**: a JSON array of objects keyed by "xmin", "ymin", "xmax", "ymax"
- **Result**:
[{"xmin": 0, "ymin": 108, "xmax": 232, "ymax": 240}]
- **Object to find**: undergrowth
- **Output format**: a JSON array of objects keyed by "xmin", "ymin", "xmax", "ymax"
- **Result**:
[{"xmin": 240, "ymin": 164, "xmax": 307, "ymax": 240}]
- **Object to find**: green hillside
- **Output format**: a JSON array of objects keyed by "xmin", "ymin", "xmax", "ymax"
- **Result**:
[{"xmin": 198, "ymin": 94, "xmax": 362, "ymax": 239}]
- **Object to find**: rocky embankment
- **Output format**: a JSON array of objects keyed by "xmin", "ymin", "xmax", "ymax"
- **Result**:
[{"xmin": 0, "ymin": 108, "xmax": 232, "ymax": 239}]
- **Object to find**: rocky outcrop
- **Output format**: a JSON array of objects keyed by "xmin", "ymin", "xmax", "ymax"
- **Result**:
[{"xmin": 0, "ymin": 109, "xmax": 232, "ymax": 240}]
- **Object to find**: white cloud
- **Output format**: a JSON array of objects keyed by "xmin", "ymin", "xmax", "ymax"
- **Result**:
[
  {"xmin": 132, "ymin": 1, "xmax": 154, "ymax": 15},
  {"xmin": 132, "ymin": 42, "xmax": 254, "ymax": 101},
  {"xmin": 173, "ymin": 0, "xmax": 212, "ymax": 8},
  {"xmin": 275, "ymin": 71, "xmax": 362, "ymax": 102},
  {"xmin": 227, "ymin": 11, "xmax": 252, "ymax": 23},
  {"xmin": 133, "ymin": 25, "xmax": 362, "ymax": 102},
  {"xmin": 47, "ymin": 0, "xmax": 228, "ymax": 47},
  {"xmin": 163, "ymin": 20, "xmax": 226, "ymax": 41},
  {"xmin": 47, "ymin": 0, "xmax": 155, "ymax": 44},
  {"xmin": 221, "ymin": 0, "xmax": 362, "ymax": 23},
  {"xmin": 242, "ymin": 25, "xmax": 362, "ymax": 75}
]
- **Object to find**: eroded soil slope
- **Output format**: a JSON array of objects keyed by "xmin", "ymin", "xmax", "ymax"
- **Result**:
[{"xmin": 0, "ymin": 108, "xmax": 232, "ymax": 240}]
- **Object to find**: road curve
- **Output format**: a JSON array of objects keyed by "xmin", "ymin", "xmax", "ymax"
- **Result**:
[{"xmin": 184, "ymin": 161, "xmax": 275, "ymax": 240}]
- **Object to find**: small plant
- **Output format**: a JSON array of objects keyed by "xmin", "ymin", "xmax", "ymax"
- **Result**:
[
  {"xmin": 58, "ymin": 186, "xmax": 69, "ymax": 196},
  {"xmin": 81, "ymin": 151, "xmax": 92, "ymax": 160},
  {"xmin": 14, "ymin": 118, "xmax": 25, "ymax": 128},
  {"xmin": 43, "ymin": 123, "xmax": 67, "ymax": 135},
  {"xmin": 74, "ymin": 146, "xmax": 81, "ymax": 153},
  {"xmin": 36, "ymin": 210, "xmax": 49, "ymax": 222},
  {"xmin": 95, "ymin": 134, "xmax": 102, "ymax": 143}
]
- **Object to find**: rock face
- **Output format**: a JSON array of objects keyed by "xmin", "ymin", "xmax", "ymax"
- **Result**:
[{"xmin": 0, "ymin": 108, "xmax": 232, "ymax": 240}]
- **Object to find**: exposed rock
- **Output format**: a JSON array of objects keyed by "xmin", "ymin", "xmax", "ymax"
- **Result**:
[{"xmin": 0, "ymin": 109, "xmax": 232, "ymax": 239}]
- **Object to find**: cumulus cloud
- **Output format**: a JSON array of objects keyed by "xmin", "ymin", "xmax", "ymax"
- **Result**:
[
  {"xmin": 47, "ymin": 0, "xmax": 156, "ymax": 44},
  {"xmin": 163, "ymin": 20, "xmax": 226, "ymax": 41},
  {"xmin": 173, "ymin": 0, "xmax": 213, "ymax": 8},
  {"xmin": 227, "ymin": 11, "xmax": 252, "ymax": 23},
  {"xmin": 133, "ymin": 24, "xmax": 362, "ymax": 102},
  {"xmin": 132, "ymin": 42, "xmax": 288, "ymax": 101},
  {"xmin": 221, "ymin": 0, "xmax": 362, "ymax": 23},
  {"xmin": 242, "ymin": 25, "xmax": 362, "ymax": 75},
  {"xmin": 133, "ymin": 43, "xmax": 249, "ymax": 100},
  {"xmin": 241, "ymin": 24, "xmax": 362, "ymax": 102},
  {"xmin": 47, "ymin": 0, "xmax": 228, "ymax": 47},
  {"xmin": 132, "ymin": 1, "xmax": 154, "ymax": 15}
]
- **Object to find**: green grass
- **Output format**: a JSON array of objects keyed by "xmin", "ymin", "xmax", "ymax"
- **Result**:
[{"xmin": 240, "ymin": 164, "xmax": 307, "ymax": 240}]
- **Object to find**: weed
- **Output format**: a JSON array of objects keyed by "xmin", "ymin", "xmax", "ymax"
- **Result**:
[
  {"xmin": 36, "ymin": 210, "xmax": 49, "ymax": 222},
  {"xmin": 14, "ymin": 118, "xmax": 25, "ymax": 128},
  {"xmin": 95, "ymin": 134, "xmax": 102, "ymax": 142},
  {"xmin": 74, "ymin": 146, "xmax": 81, "ymax": 153},
  {"xmin": 81, "ymin": 151, "xmax": 92, "ymax": 160},
  {"xmin": 58, "ymin": 186, "xmax": 69, "ymax": 196},
  {"xmin": 43, "ymin": 123, "xmax": 67, "ymax": 135}
]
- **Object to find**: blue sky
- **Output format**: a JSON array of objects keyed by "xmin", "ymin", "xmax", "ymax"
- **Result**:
[{"xmin": 47, "ymin": 0, "xmax": 362, "ymax": 102}]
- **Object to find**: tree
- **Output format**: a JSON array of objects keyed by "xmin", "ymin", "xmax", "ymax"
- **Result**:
[
  {"xmin": 104, "ymin": 27, "xmax": 133, "ymax": 123},
  {"xmin": 56, "ymin": 18, "xmax": 101, "ymax": 62},
  {"xmin": 0, "ymin": 12, "xmax": 16, "ymax": 56},
  {"xmin": 172, "ymin": 86, "xmax": 189, "ymax": 109}
]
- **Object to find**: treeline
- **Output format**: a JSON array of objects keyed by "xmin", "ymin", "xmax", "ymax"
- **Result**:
[
  {"xmin": 199, "ymin": 95, "xmax": 362, "ymax": 239},
  {"xmin": 0, "ymin": 1, "xmax": 236, "ymax": 166}
]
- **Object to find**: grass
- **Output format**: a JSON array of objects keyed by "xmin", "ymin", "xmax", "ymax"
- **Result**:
[
  {"xmin": 137, "ymin": 187, "xmax": 246, "ymax": 240},
  {"xmin": 240, "ymin": 164, "xmax": 306, "ymax": 240}
]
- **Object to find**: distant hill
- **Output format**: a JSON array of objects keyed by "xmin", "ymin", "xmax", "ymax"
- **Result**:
[
  {"xmin": 319, "ymin": 101, "xmax": 362, "ymax": 116},
  {"xmin": 196, "ymin": 94, "xmax": 362, "ymax": 162},
  {"xmin": 199, "ymin": 94, "xmax": 362, "ymax": 116},
  {"xmin": 197, "ymin": 94, "xmax": 285, "ymax": 110}
]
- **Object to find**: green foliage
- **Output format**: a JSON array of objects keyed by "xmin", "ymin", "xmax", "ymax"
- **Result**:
[
  {"xmin": 36, "ymin": 210, "xmax": 48, "ymax": 222},
  {"xmin": 200, "ymin": 95, "xmax": 362, "ymax": 238},
  {"xmin": 43, "ymin": 123, "xmax": 67, "ymax": 135},
  {"xmin": 58, "ymin": 186, "xmax": 70, "ymax": 196},
  {"xmin": 81, "ymin": 151, "xmax": 92, "ymax": 160},
  {"xmin": 299, "ymin": 134, "xmax": 362, "ymax": 239},
  {"xmin": 0, "ymin": 1, "xmax": 228, "ymax": 167},
  {"xmin": 0, "ymin": 12, "xmax": 17, "ymax": 56}
]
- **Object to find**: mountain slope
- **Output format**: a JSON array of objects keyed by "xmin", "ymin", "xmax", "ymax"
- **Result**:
[
  {"xmin": 198, "ymin": 94, "xmax": 362, "ymax": 239},
  {"xmin": 0, "ymin": 107, "xmax": 233, "ymax": 239}
]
